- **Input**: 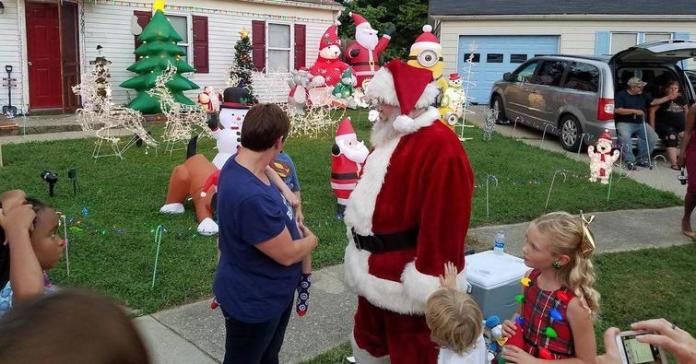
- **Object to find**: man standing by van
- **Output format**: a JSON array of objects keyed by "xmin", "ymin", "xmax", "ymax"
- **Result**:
[{"xmin": 615, "ymin": 77, "xmax": 679, "ymax": 170}]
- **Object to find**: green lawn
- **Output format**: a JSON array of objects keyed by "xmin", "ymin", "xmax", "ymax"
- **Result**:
[
  {"xmin": 304, "ymin": 243, "xmax": 696, "ymax": 363},
  {"xmin": 0, "ymin": 110, "xmax": 681, "ymax": 313}
]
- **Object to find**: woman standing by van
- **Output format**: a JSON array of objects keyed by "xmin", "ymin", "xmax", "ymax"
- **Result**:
[
  {"xmin": 650, "ymin": 81, "xmax": 689, "ymax": 170},
  {"xmin": 679, "ymin": 104, "xmax": 696, "ymax": 240}
]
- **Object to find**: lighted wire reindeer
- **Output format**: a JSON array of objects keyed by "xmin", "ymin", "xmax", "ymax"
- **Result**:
[
  {"xmin": 72, "ymin": 64, "xmax": 158, "ymax": 160},
  {"xmin": 147, "ymin": 65, "xmax": 209, "ymax": 154}
]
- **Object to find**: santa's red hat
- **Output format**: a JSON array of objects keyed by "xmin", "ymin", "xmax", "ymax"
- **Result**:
[
  {"xmin": 320, "ymin": 22, "xmax": 341, "ymax": 49},
  {"xmin": 410, "ymin": 25, "xmax": 441, "ymax": 52},
  {"xmin": 349, "ymin": 12, "xmax": 370, "ymax": 30},
  {"xmin": 598, "ymin": 129, "xmax": 612, "ymax": 141},
  {"xmin": 365, "ymin": 60, "xmax": 440, "ymax": 133},
  {"xmin": 449, "ymin": 73, "xmax": 459, "ymax": 81},
  {"xmin": 335, "ymin": 117, "xmax": 356, "ymax": 142}
]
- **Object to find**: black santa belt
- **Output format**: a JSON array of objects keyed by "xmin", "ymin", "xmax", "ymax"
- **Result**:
[{"xmin": 351, "ymin": 227, "xmax": 419, "ymax": 253}]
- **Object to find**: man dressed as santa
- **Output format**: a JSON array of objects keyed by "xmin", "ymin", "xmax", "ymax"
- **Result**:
[
  {"xmin": 331, "ymin": 117, "xmax": 369, "ymax": 220},
  {"xmin": 343, "ymin": 60, "xmax": 475, "ymax": 363}
]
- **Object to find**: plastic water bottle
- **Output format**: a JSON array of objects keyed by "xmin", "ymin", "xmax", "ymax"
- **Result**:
[{"xmin": 493, "ymin": 231, "xmax": 505, "ymax": 255}]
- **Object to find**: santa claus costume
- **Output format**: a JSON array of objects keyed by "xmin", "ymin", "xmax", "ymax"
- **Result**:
[
  {"xmin": 344, "ymin": 12, "xmax": 391, "ymax": 89},
  {"xmin": 344, "ymin": 60, "xmax": 475, "ymax": 364},
  {"xmin": 308, "ymin": 23, "xmax": 350, "ymax": 88},
  {"xmin": 331, "ymin": 117, "xmax": 368, "ymax": 219}
]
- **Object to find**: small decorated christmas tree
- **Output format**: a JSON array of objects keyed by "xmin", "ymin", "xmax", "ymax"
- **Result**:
[
  {"xmin": 230, "ymin": 29, "xmax": 255, "ymax": 98},
  {"xmin": 120, "ymin": 1, "xmax": 198, "ymax": 114}
]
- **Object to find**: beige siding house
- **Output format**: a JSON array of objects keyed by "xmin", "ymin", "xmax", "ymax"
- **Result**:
[
  {"xmin": 0, "ymin": 0, "xmax": 342, "ymax": 114},
  {"xmin": 429, "ymin": 0, "xmax": 696, "ymax": 104}
]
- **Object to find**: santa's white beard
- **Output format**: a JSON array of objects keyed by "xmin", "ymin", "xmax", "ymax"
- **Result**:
[
  {"xmin": 370, "ymin": 115, "xmax": 400, "ymax": 147},
  {"xmin": 340, "ymin": 141, "xmax": 369, "ymax": 164},
  {"xmin": 357, "ymin": 30, "xmax": 378, "ymax": 50}
]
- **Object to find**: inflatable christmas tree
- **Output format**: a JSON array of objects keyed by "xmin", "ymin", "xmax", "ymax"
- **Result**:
[{"xmin": 120, "ymin": 1, "xmax": 198, "ymax": 114}]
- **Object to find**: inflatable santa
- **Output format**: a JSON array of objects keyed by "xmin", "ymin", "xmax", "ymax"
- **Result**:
[
  {"xmin": 330, "ymin": 117, "xmax": 369, "ymax": 219},
  {"xmin": 343, "ymin": 60, "xmax": 475, "ymax": 364},
  {"xmin": 344, "ymin": 12, "xmax": 390, "ymax": 89}
]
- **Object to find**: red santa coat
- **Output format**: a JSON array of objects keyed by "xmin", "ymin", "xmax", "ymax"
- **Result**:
[
  {"xmin": 331, "ymin": 153, "xmax": 361, "ymax": 205},
  {"xmin": 345, "ymin": 36, "xmax": 391, "ymax": 88},
  {"xmin": 308, "ymin": 57, "xmax": 350, "ymax": 87},
  {"xmin": 344, "ymin": 108, "xmax": 474, "ymax": 362}
]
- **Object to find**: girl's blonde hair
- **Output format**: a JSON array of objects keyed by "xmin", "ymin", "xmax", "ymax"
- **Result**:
[
  {"xmin": 532, "ymin": 211, "xmax": 600, "ymax": 316},
  {"xmin": 425, "ymin": 288, "xmax": 483, "ymax": 355}
]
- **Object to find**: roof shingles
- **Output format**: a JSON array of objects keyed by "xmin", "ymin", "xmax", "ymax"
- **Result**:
[{"xmin": 429, "ymin": 0, "xmax": 696, "ymax": 16}]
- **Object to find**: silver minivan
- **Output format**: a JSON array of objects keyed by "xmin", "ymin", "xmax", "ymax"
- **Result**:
[{"xmin": 490, "ymin": 41, "xmax": 696, "ymax": 151}]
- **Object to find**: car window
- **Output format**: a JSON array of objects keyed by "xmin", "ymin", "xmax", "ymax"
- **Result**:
[
  {"xmin": 514, "ymin": 62, "xmax": 539, "ymax": 83},
  {"xmin": 564, "ymin": 62, "xmax": 600, "ymax": 92},
  {"xmin": 616, "ymin": 67, "xmax": 676, "ymax": 97},
  {"xmin": 531, "ymin": 60, "xmax": 567, "ymax": 86}
]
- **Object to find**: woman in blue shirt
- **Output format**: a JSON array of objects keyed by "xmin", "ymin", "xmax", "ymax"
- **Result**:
[{"xmin": 213, "ymin": 103, "xmax": 318, "ymax": 364}]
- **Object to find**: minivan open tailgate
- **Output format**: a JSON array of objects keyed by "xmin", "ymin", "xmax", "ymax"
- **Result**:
[{"xmin": 611, "ymin": 40, "xmax": 696, "ymax": 64}]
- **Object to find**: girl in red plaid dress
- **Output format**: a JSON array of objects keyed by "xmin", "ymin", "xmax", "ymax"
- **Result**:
[{"xmin": 501, "ymin": 212, "xmax": 600, "ymax": 364}]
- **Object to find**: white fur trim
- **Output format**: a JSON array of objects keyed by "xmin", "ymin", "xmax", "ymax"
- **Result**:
[
  {"xmin": 416, "ymin": 83, "xmax": 441, "ymax": 109},
  {"xmin": 344, "ymin": 135, "xmax": 401, "ymax": 235},
  {"xmin": 343, "ymin": 240, "xmax": 468, "ymax": 314},
  {"xmin": 393, "ymin": 115, "xmax": 415, "ymax": 133},
  {"xmin": 393, "ymin": 107, "xmax": 439, "ymax": 134},
  {"xmin": 410, "ymin": 41, "xmax": 442, "ymax": 51},
  {"xmin": 365, "ymin": 68, "xmax": 440, "ymax": 110}
]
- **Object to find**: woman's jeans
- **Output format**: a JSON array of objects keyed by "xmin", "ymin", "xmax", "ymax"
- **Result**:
[
  {"xmin": 616, "ymin": 121, "xmax": 658, "ymax": 164},
  {"xmin": 222, "ymin": 302, "xmax": 292, "ymax": 364}
]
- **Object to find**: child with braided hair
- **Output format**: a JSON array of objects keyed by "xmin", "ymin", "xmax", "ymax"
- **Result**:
[{"xmin": 501, "ymin": 211, "xmax": 600, "ymax": 364}]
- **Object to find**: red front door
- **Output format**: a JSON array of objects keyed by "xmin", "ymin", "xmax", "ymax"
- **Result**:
[{"xmin": 26, "ymin": 2, "xmax": 63, "ymax": 109}]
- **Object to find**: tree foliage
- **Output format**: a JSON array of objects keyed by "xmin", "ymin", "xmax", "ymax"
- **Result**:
[{"xmin": 338, "ymin": 0, "xmax": 429, "ymax": 61}]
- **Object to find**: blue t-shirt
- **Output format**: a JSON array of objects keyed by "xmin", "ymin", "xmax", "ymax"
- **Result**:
[
  {"xmin": 271, "ymin": 151, "xmax": 301, "ymax": 192},
  {"xmin": 615, "ymin": 90, "xmax": 653, "ymax": 124},
  {"xmin": 213, "ymin": 157, "xmax": 301, "ymax": 323}
]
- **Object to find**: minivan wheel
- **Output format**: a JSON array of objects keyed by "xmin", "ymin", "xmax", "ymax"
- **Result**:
[
  {"xmin": 559, "ymin": 115, "xmax": 583, "ymax": 151},
  {"xmin": 492, "ymin": 95, "xmax": 507, "ymax": 124}
]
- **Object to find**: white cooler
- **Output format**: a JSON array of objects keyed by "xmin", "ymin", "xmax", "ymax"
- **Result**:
[{"xmin": 465, "ymin": 250, "xmax": 529, "ymax": 320}]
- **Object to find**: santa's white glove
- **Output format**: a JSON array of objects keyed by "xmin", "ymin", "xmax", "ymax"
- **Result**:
[{"xmin": 368, "ymin": 109, "xmax": 379, "ymax": 123}]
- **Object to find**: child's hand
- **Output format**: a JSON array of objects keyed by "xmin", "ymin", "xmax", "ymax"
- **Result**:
[
  {"xmin": 298, "ymin": 223, "xmax": 316, "ymax": 244},
  {"xmin": 284, "ymin": 191, "xmax": 300, "ymax": 208},
  {"xmin": 295, "ymin": 208, "xmax": 305, "ymax": 227},
  {"xmin": 502, "ymin": 345, "xmax": 537, "ymax": 364},
  {"xmin": 502, "ymin": 320, "xmax": 518, "ymax": 338},
  {"xmin": 0, "ymin": 204, "xmax": 36, "ymax": 242},
  {"xmin": 0, "ymin": 190, "xmax": 27, "ymax": 213},
  {"xmin": 438, "ymin": 261, "xmax": 458, "ymax": 289}
]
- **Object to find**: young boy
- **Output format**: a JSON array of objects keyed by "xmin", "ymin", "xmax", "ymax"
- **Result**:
[
  {"xmin": 269, "ymin": 150, "xmax": 312, "ymax": 316},
  {"xmin": 425, "ymin": 262, "xmax": 486, "ymax": 364}
]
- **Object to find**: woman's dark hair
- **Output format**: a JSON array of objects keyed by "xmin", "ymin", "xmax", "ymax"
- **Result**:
[
  {"xmin": 0, "ymin": 197, "xmax": 49, "ymax": 289},
  {"xmin": 661, "ymin": 80, "xmax": 680, "ymax": 96},
  {"xmin": 0, "ymin": 289, "xmax": 151, "ymax": 364},
  {"xmin": 241, "ymin": 103, "xmax": 291, "ymax": 151}
]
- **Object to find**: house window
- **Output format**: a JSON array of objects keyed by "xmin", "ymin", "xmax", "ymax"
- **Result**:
[
  {"xmin": 611, "ymin": 32, "xmax": 638, "ymax": 54},
  {"xmin": 510, "ymin": 54, "xmax": 528, "ymax": 64},
  {"xmin": 268, "ymin": 23, "xmax": 291, "ymax": 73},
  {"xmin": 463, "ymin": 53, "xmax": 480, "ymax": 63},
  {"xmin": 486, "ymin": 54, "xmax": 503, "ymax": 63},
  {"xmin": 610, "ymin": 32, "xmax": 673, "ymax": 54},
  {"xmin": 167, "ymin": 14, "xmax": 192, "ymax": 63},
  {"xmin": 645, "ymin": 32, "xmax": 672, "ymax": 43}
]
